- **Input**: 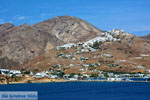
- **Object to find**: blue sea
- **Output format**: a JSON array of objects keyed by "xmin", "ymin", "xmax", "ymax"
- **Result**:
[{"xmin": 0, "ymin": 82, "xmax": 150, "ymax": 100}]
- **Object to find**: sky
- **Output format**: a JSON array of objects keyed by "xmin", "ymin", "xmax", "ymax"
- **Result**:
[{"xmin": 0, "ymin": 0, "xmax": 150, "ymax": 36}]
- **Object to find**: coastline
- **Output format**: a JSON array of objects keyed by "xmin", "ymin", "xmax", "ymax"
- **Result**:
[{"xmin": 0, "ymin": 78, "xmax": 149, "ymax": 85}]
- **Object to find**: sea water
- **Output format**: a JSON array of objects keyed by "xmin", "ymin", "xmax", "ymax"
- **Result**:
[{"xmin": 0, "ymin": 82, "xmax": 150, "ymax": 100}]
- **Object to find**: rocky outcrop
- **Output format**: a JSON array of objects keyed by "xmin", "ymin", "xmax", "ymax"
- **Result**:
[{"xmin": 34, "ymin": 16, "xmax": 104, "ymax": 43}]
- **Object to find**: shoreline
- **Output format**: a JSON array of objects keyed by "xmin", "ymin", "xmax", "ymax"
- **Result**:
[{"xmin": 0, "ymin": 79, "xmax": 149, "ymax": 85}]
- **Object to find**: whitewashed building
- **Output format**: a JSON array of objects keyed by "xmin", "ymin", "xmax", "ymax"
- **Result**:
[
  {"xmin": 0, "ymin": 69, "xmax": 9, "ymax": 75},
  {"xmin": 10, "ymin": 70, "xmax": 21, "ymax": 75}
]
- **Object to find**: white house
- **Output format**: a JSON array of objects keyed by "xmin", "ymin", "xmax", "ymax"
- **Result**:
[
  {"xmin": 50, "ymin": 75, "xmax": 58, "ymax": 78},
  {"xmin": 33, "ymin": 71, "xmax": 49, "ymax": 78},
  {"xmin": 79, "ymin": 69, "xmax": 85, "ymax": 72},
  {"xmin": 107, "ymin": 78, "xmax": 122, "ymax": 81},
  {"xmin": 0, "ymin": 69, "xmax": 9, "ymax": 75},
  {"xmin": 69, "ymin": 78, "xmax": 77, "ymax": 81},
  {"xmin": 82, "ymin": 64, "xmax": 89, "ymax": 67},
  {"xmin": 98, "ymin": 74, "xmax": 104, "ymax": 78},
  {"xmin": 10, "ymin": 70, "xmax": 21, "ymax": 75},
  {"xmin": 70, "ymin": 64, "xmax": 75, "ymax": 67},
  {"xmin": 108, "ymin": 73, "xmax": 114, "ymax": 77},
  {"xmin": 146, "ymin": 69, "xmax": 150, "ymax": 73},
  {"xmin": 63, "ymin": 74, "xmax": 70, "ymax": 79},
  {"xmin": 81, "ymin": 48, "xmax": 89, "ymax": 53},
  {"xmin": 140, "ymin": 54, "xmax": 150, "ymax": 57},
  {"xmin": 83, "ymin": 74, "xmax": 90, "ymax": 78},
  {"xmin": 73, "ymin": 75, "xmax": 79, "ymax": 79},
  {"xmin": 135, "ymin": 57, "xmax": 143, "ymax": 59},
  {"xmin": 136, "ymin": 74, "xmax": 145, "ymax": 77},
  {"xmin": 104, "ymin": 54, "xmax": 113, "ymax": 58},
  {"xmin": 117, "ymin": 60, "xmax": 126, "ymax": 63},
  {"xmin": 136, "ymin": 65, "xmax": 145, "ymax": 69},
  {"xmin": 57, "ymin": 43, "xmax": 77, "ymax": 50}
]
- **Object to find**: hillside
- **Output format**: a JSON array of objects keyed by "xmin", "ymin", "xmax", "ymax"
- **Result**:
[
  {"xmin": 34, "ymin": 16, "xmax": 104, "ymax": 43},
  {"xmin": 0, "ymin": 16, "xmax": 104, "ymax": 68},
  {"xmin": 17, "ymin": 29, "xmax": 150, "ymax": 73},
  {"xmin": 141, "ymin": 34, "xmax": 150, "ymax": 41},
  {"xmin": 1, "ymin": 16, "xmax": 150, "ymax": 73}
]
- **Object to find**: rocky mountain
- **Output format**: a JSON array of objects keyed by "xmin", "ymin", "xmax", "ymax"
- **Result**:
[
  {"xmin": 34, "ymin": 16, "xmax": 104, "ymax": 43},
  {"xmin": 141, "ymin": 34, "xmax": 150, "ymax": 41},
  {"xmin": 1, "ymin": 15, "xmax": 150, "ymax": 73},
  {"xmin": 0, "ymin": 16, "xmax": 104, "ymax": 68}
]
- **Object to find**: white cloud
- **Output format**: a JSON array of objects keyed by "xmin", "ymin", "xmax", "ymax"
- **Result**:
[
  {"xmin": 40, "ymin": 13, "xmax": 49, "ymax": 18},
  {"xmin": 17, "ymin": 16, "xmax": 26, "ymax": 20},
  {"xmin": 39, "ymin": 13, "xmax": 62, "ymax": 19},
  {"xmin": 0, "ymin": 19, "xmax": 4, "ymax": 24},
  {"xmin": 13, "ymin": 15, "xmax": 29, "ymax": 20},
  {"xmin": 40, "ymin": 13, "xmax": 58, "ymax": 18}
]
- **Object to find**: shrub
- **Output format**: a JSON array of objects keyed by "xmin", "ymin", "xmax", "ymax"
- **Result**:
[
  {"xmin": 129, "ymin": 51, "xmax": 133, "ymax": 54},
  {"xmin": 108, "ymin": 64, "xmax": 118, "ymax": 67},
  {"xmin": 90, "ymin": 74, "xmax": 99, "ymax": 78},
  {"xmin": 90, "ymin": 41, "xmax": 102, "ymax": 49},
  {"xmin": 69, "ymin": 73, "xmax": 75, "ymax": 78},
  {"xmin": 33, "ymin": 69, "xmax": 39, "ymax": 73},
  {"xmin": 57, "ymin": 72, "xmax": 65, "ymax": 78},
  {"xmin": 104, "ymin": 73, "xmax": 109, "ymax": 78},
  {"xmin": 117, "ymin": 48, "xmax": 123, "ymax": 50},
  {"xmin": 21, "ymin": 69, "xmax": 31, "ymax": 74}
]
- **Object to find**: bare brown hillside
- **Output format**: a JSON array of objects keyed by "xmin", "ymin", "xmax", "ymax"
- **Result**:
[{"xmin": 0, "ymin": 16, "xmax": 104, "ymax": 68}]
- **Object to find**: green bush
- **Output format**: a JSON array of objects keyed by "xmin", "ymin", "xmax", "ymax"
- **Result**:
[
  {"xmin": 108, "ymin": 64, "xmax": 118, "ymax": 67},
  {"xmin": 21, "ymin": 69, "xmax": 31, "ymax": 74},
  {"xmin": 33, "ymin": 69, "xmax": 39, "ymax": 73},
  {"xmin": 90, "ymin": 41, "xmax": 102, "ymax": 49},
  {"xmin": 90, "ymin": 74, "xmax": 98, "ymax": 78},
  {"xmin": 129, "ymin": 51, "xmax": 133, "ymax": 54},
  {"xmin": 69, "ymin": 73, "xmax": 75, "ymax": 78},
  {"xmin": 104, "ymin": 73, "xmax": 109, "ymax": 78},
  {"xmin": 117, "ymin": 48, "xmax": 123, "ymax": 50},
  {"xmin": 57, "ymin": 72, "xmax": 65, "ymax": 78}
]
